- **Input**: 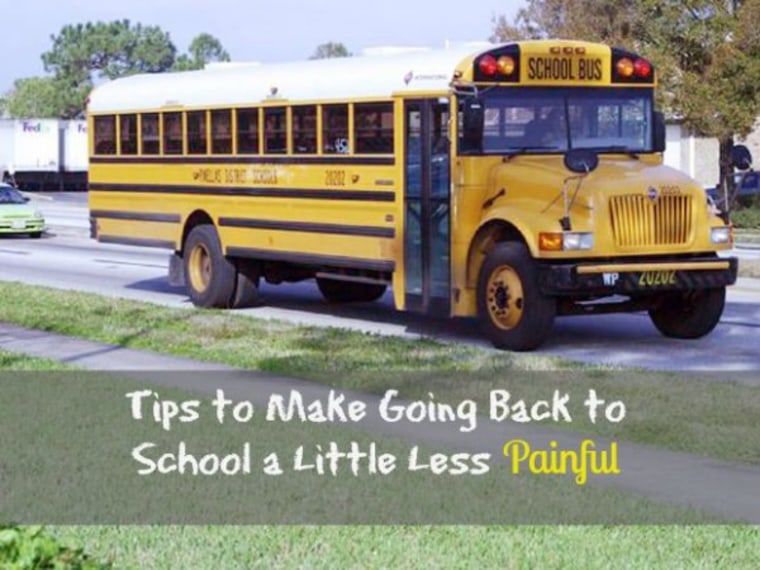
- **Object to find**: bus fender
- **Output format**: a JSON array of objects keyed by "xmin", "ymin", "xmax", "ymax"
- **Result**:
[{"xmin": 466, "ymin": 212, "xmax": 537, "ymax": 289}]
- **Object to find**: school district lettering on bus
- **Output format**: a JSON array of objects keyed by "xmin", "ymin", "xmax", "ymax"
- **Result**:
[{"xmin": 87, "ymin": 39, "xmax": 739, "ymax": 351}]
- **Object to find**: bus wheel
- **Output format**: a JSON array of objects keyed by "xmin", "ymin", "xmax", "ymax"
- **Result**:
[
  {"xmin": 316, "ymin": 278, "xmax": 387, "ymax": 303},
  {"xmin": 231, "ymin": 259, "xmax": 261, "ymax": 308},
  {"xmin": 183, "ymin": 225, "xmax": 236, "ymax": 308},
  {"xmin": 648, "ymin": 287, "xmax": 725, "ymax": 339},
  {"xmin": 477, "ymin": 242, "xmax": 555, "ymax": 351}
]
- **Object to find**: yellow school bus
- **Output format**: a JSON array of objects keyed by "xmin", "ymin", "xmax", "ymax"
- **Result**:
[{"xmin": 87, "ymin": 40, "xmax": 739, "ymax": 350}]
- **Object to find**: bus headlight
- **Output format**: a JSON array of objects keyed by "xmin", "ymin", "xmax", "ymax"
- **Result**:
[
  {"xmin": 539, "ymin": 232, "xmax": 594, "ymax": 251},
  {"xmin": 710, "ymin": 227, "xmax": 732, "ymax": 244},
  {"xmin": 563, "ymin": 232, "xmax": 594, "ymax": 251}
]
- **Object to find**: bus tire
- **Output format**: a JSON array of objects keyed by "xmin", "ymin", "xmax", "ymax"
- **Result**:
[
  {"xmin": 648, "ymin": 287, "xmax": 725, "ymax": 339},
  {"xmin": 316, "ymin": 278, "xmax": 387, "ymax": 303},
  {"xmin": 476, "ymin": 242, "xmax": 555, "ymax": 351},
  {"xmin": 183, "ymin": 224, "xmax": 236, "ymax": 308},
  {"xmin": 231, "ymin": 259, "xmax": 261, "ymax": 308}
]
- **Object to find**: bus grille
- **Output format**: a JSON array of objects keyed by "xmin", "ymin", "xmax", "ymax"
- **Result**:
[{"xmin": 609, "ymin": 194, "xmax": 692, "ymax": 248}]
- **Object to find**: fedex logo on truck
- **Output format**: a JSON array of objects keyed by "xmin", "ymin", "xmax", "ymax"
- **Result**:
[{"xmin": 21, "ymin": 121, "xmax": 52, "ymax": 133}]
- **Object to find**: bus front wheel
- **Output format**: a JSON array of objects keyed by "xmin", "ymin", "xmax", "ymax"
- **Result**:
[
  {"xmin": 183, "ymin": 224, "xmax": 236, "ymax": 308},
  {"xmin": 476, "ymin": 242, "xmax": 556, "ymax": 351},
  {"xmin": 648, "ymin": 287, "xmax": 725, "ymax": 339}
]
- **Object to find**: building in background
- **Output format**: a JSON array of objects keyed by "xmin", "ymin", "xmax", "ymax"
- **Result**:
[{"xmin": 663, "ymin": 118, "xmax": 719, "ymax": 189}]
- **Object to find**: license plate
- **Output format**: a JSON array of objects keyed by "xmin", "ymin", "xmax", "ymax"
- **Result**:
[{"xmin": 11, "ymin": 220, "xmax": 25, "ymax": 229}]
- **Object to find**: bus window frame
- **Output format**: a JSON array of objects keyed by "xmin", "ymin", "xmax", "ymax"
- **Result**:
[
  {"xmin": 264, "ymin": 106, "xmax": 288, "ymax": 155},
  {"xmin": 236, "ymin": 107, "xmax": 261, "ymax": 155},
  {"xmin": 94, "ymin": 115, "xmax": 117, "ymax": 155}
]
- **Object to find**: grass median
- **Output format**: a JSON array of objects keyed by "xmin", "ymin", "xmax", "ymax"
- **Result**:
[{"xmin": 0, "ymin": 281, "xmax": 757, "ymax": 468}]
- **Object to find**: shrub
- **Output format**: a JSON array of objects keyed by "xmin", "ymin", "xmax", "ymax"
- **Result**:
[
  {"xmin": 731, "ymin": 205, "xmax": 760, "ymax": 229},
  {"xmin": 0, "ymin": 525, "xmax": 110, "ymax": 569}
]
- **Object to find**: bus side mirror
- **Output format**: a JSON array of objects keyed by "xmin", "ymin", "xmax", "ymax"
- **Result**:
[
  {"xmin": 731, "ymin": 144, "xmax": 753, "ymax": 171},
  {"xmin": 461, "ymin": 97, "xmax": 484, "ymax": 152},
  {"xmin": 653, "ymin": 111, "xmax": 666, "ymax": 153}
]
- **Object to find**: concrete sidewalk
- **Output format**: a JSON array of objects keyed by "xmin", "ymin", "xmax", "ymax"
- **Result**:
[{"xmin": 1, "ymin": 321, "xmax": 759, "ymax": 523}]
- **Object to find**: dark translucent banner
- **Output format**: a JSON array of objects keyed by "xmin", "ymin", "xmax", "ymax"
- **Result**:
[{"xmin": 0, "ymin": 370, "xmax": 758, "ymax": 524}]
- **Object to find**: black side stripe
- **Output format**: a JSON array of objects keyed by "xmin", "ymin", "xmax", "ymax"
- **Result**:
[
  {"xmin": 89, "ymin": 183, "xmax": 396, "ymax": 202},
  {"xmin": 90, "ymin": 155, "xmax": 395, "ymax": 166},
  {"xmin": 227, "ymin": 247, "xmax": 395, "ymax": 272},
  {"xmin": 219, "ymin": 217, "xmax": 394, "ymax": 238},
  {"xmin": 91, "ymin": 210, "xmax": 181, "ymax": 223},
  {"xmin": 98, "ymin": 235, "xmax": 176, "ymax": 249}
]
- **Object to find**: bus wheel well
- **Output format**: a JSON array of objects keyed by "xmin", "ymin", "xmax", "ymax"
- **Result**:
[
  {"xmin": 181, "ymin": 210, "xmax": 215, "ymax": 253},
  {"xmin": 466, "ymin": 221, "xmax": 527, "ymax": 289}
]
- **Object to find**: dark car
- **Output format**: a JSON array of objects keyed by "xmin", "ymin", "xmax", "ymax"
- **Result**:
[{"xmin": 706, "ymin": 171, "xmax": 760, "ymax": 206}]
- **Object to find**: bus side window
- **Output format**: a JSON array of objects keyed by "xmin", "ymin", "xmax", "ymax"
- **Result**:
[
  {"xmin": 163, "ymin": 112, "xmax": 183, "ymax": 155},
  {"xmin": 236, "ymin": 108, "xmax": 259, "ymax": 154},
  {"xmin": 264, "ymin": 107, "xmax": 287, "ymax": 154},
  {"xmin": 119, "ymin": 114, "xmax": 138, "ymax": 155},
  {"xmin": 292, "ymin": 105, "xmax": 317, "ymax": 154},
  {"xmin": 94, "ymin": 115, "xmax": 116, "ymax": 155},
  {"xmin": 322, "ymin": 104, "xmax": 349, "ymax": 154},
  {"xmin": 141, "ymin": 113, "xmax": 160, "ymax": 155},
  {"xmin": 211, "ymin": 109, "xmax": 232, "ymax": 154},
  {"xmin": 355, "ymin": 102, "xmax": 393, "ymax": 154},
  {"xmin": 187, "ymin": 111, "xmax": 208, "ymax": 154}
]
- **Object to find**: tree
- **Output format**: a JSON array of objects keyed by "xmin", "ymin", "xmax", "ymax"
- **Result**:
[
  {"xmin": 4, "ymin": 22, "xmax": 232, "ymax": 119},
  {"xmin": 1, "ymin": 77, "xmax": 74, "ymax": 118},
  {"xmin": 492, "ymin": 0, "xmax": 642, "ymax": 45},
  {"xmin": 309, "ymin": 42, "xmax": 351, "ymax": 59},
  {"xmin": 492, "ymin": 0, "xmax": 760, "ymax": 204},
  {"xmin": 33, "ymin": 20, "xmax": 177, "ymax": 118},
  {"xmin": 173, "ymin": 33, "xmax": 231, "ymax": 71},
  {"xmin": 42, "ymin": 20, "xmax": 176, "ymax": 81}
]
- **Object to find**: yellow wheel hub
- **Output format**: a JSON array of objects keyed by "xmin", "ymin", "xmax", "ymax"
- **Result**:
[
  {"xmin": 188, "ymin": 243, "xmax": 211, "ymax": 294},
  {"xmin": 486, "ymin": 265, "xmax": 524, "ymax": 330}
]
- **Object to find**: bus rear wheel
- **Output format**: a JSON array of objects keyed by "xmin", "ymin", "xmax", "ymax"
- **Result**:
[
  {"xmin": 231, "ymin": 259, "xmax": 261, "ymax": 308},
  {"xmin": 316, "ymin": 277, "xmax": 387, "ymax": 303},
  {"xmin": 183, "ymin": 224, "xmax": 236, "ymax": 308},
  {"xmin": 476, "ymin": 242, "xmax": 555, "ymax": 351},
  {"xmin": 648, "ymin": 287, "xmax": 725, "ymax": 339}
]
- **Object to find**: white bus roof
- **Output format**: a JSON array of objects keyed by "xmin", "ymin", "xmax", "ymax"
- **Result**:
[{"xmin": 87, "ymin": 44, "xmax": 488, "ymax": 113}]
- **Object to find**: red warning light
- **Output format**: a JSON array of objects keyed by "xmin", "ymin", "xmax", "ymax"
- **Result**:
[
  {"xmin": 478, "ymin": 55, "xmax": 498, "ymax": 76},
  {"xmin": 634, "ymin": 58, "xmax": 652, "ymax": 78}
]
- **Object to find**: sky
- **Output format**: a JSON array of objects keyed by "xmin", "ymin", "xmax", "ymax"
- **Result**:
[{"xmin": 0, "ymin": 0, "xmax": 522, "ymax": 93}]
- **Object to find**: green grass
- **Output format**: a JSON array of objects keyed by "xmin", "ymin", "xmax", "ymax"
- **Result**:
[
  {"xmin": 47, "ymin": 525, "xmax": 760, "ymax": 570},
  {"xmin": 0, "ymin": 350, "xmax": 76, "ymax": 370},
  {"xmin": 731, "ymin": 204, "xmax": 760, "ymax": 229},
  {"xmin": 0, "ymin": 282, "xmax": 757, "ymax": 467}
]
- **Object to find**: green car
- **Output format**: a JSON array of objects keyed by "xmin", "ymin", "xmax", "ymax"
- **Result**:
[{"xmin": 0, "ymin": 184, "xmax": 46, "ymax": 238}]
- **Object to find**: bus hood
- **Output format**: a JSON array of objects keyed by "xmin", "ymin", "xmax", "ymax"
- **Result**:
[
  {"xmin": 492, "ymin": 156, "xmax": 703, "ymax": 213},
  {"xmin": 488, "ymin": 155, "xmax": 714, "ymax": 255}
]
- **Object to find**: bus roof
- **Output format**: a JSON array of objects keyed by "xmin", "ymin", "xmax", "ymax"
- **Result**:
[{"xmin": 87, "ymin": 44, "xmax": 484, "ymax": 113}]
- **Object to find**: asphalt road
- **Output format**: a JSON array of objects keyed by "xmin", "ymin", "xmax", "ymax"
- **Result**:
[{"xmin": 2, "ymin": 193, "xmax": 758, "ymax": 373}]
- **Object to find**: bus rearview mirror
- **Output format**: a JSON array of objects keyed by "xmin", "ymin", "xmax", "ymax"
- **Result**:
[
  {"xmin": 653, "ymin": 111, "xmax": 666, "ymax": 153},
  {"xmin": 462, "ymin": 98, "xmax": 484, "ymax": 152}
]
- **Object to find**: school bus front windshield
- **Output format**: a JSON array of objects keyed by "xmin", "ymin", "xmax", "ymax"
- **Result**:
[{"xmin": 464, "ymin": 87, "xmax": 654, "ymax": 155}]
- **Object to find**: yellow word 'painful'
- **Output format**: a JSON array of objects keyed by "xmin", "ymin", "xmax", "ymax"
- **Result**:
[{"xmin": 502, "ymin": 439, "xmax": 620, "ymax": 485}]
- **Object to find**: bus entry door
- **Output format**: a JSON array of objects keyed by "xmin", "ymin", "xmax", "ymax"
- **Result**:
[{"xmin": 404, "ymin": 99, "xmax": 451, "ymax": 315}]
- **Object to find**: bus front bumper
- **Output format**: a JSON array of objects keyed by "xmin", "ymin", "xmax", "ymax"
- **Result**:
[{"xmin": 538, "ymin": 257, "xmax": 738, "ymax": 296}]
